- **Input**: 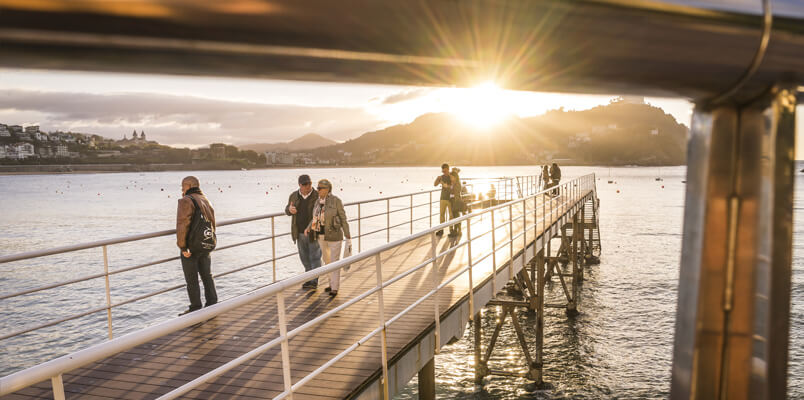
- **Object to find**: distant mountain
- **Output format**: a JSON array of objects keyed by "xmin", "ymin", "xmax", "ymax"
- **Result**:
[
  {"xmin": 312, "ymin": 100, "xmax": 688, "ymax": 166},
  {"xmin": 241, "ymin": 133, "xmax": 337, "ymax": 153}
]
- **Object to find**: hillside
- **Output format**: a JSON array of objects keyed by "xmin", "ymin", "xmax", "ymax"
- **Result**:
[
  {"xmin": 312, "ymin": 101, "xmax": 688, "ymax": 165},
  {"xmin": 241, "ymin": 133, "xmax": 336, "ymax": 153}
]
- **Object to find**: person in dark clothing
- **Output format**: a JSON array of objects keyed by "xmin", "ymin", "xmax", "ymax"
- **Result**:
[
  {"xmin": 449, "ymin": 167, "xmax": 462, "ymax": 236},
  {"xmin": 176, "ymin": 176, "xmax": 217, "ymax": 316},
  {"xmin": 285, "ymin": 174, "xmax": 322, "ymax": 289},
  {"xmin": 550, "ymin": 163, "xmax": 562, "ymax": 195},
  {"xmin": 433, "ymin": 163, "xmax": 452, "ymax": 236},
  {"xmin": 542, "ymin": 165, "xmax": 551, "ymax": 191}
]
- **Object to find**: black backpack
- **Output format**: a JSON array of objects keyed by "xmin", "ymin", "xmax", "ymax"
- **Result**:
[{"xmin": 185, "ymin": 195, "xmax": 217, "ymax": 254}]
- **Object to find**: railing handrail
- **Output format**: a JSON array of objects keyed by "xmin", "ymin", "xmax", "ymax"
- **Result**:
[
  {"xmin": 0, "ymin": 173, "xmax": 596, "ymax": 397},
  {"xmin": 0, "ymin": 175, "xmax": 529, "ymax": 342},
  {"xmin": 0, "ymin": 176, "xmax": 511, "ymax": 264}
]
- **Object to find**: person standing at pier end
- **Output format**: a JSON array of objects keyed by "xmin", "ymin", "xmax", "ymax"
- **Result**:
[
  {"xmin": 449, "ymin": 167, "xmax": 463, "ymax": 237},
  {"xmin": 176, "ymin": 176, "xmax": 218, "ymax": 316},
  {"xmin": 285, "ymin": 174, "xmax": 321, "ymax": 289},
  {"xmin": 550, "ymin": 162, "xmax": 562, "ymax": 196},
  {"xmin": 542, "ymin": 165, "xmax": 551, "ymax": 191},
  {"xmin": 305, "ymin": 179, "xmax": 351, "ymax": 297},
  {"xmin": 433, "ymin": 163, "xmax": 452, "ymax": 236}
]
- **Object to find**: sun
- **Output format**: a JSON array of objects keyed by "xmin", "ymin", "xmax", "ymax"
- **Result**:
[{"xmin": 449, "ymin": 81, "xmax": 512, "ymax": 129}]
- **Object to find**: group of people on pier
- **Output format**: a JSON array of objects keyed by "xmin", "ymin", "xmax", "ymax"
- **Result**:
[
  {"xmin": 172, "ymin": 162, "xmax": 559, "ymax": 315},
  {"xmin": 542, "ymin": 162, "xmax": 562, "ymax": 195}
]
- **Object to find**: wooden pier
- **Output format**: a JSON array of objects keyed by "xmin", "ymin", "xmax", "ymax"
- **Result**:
[{"xmin": 2, "ymin": 177, "xmax": 599, "ymax": 400}]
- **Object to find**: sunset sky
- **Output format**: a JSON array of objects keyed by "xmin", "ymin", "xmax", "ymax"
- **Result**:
[{"xmin": 1, "ymin": 68, "xmax": 800, "ymax": 156}]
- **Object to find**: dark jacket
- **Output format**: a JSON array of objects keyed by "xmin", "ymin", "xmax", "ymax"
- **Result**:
[
  {"xmin": 550, "ymin": 165, "xmax": 562, "ymax": 181},
  {"xmin": 285, "ymin": 188, "xmax": 318, "ymax": 243},
  {"xmin": 176, "ymin": 189, "xmax": 215, "ymax": 249},
  {"xmin": 306, "ymin": 194, "xmax": 351, "ymax": 242}
]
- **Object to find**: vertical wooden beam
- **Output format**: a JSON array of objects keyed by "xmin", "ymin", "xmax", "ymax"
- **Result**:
[
  {"xmin": 535, "ymin": 249, "xmax": 545, "ymax": 386},
  {"xmin": 418, "ymin": 357, "xmax": 436, "ymax": 400},
  {"xmin": 567, "ymin": 213, "xmax": 579, "ymax": 316},
  {"xmin": 473, "ymin": 311, "xmax": 483, "ymax": 384}
]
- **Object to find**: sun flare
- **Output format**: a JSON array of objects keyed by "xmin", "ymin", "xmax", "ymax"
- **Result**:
[{"xmin": 450, "ymin": 81, "xmax": 512, "ymax": 129}]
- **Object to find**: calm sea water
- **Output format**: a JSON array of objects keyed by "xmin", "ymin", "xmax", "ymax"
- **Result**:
[{"xmin": 1, "ymin": 166, "xmax": 802, "ymax": 398}]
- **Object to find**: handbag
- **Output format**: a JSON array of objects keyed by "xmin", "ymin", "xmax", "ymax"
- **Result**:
[
  {"xmin": 186, "ymin": 196, "xmax": 217, "ymax": 254},
  {"xmin": 342, "ymin": 240, "xmax": 353, "ymax": 271}
]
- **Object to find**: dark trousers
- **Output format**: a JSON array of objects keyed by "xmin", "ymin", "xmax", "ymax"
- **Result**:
[
  {"xmin": 451, "ymin": 202, "xmax": 462, "ymax": 233},
  {"xmin": 181, "ymin": 252, "xmax": 217, "ymax": 310}
]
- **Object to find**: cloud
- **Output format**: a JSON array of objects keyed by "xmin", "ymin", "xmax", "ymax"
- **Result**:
[
  {"xmin": 379, "ymin": 88, "xmax": 432, "ymax": 105},
  {"xmin": 0, "ymin": 90, "xmax": 388, "ymax": 146}
]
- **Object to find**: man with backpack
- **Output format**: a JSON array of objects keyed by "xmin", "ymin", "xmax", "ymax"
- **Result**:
[
  {"xmin": 285, "ymin": 174, "xmax": 322, "ymax": 289},
  {"xmin": 176, "ymin": 176, "xmax": 218, "ymax": 316}
]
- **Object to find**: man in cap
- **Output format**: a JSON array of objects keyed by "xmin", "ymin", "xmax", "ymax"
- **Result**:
[{"xmin": 285, "ymin": 174, "xmax": 322, "ymax": 288}]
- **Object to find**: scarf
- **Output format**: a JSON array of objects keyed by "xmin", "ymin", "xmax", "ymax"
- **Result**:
[
  {"xmin": 184, "ymin": 187, "xmax": 203, "ymax": 196},
  {"xmin": 312, "ymin": 196, "xmax": 327, "ymax": 232}
]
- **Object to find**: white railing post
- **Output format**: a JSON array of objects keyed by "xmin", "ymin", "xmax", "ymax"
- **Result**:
[
  {"xmin": 542, "ymin": 187, "xmax": 546, "ymax": 235},
  {"xmin": 358, "ymin": 203, "xmax": 362, "ymax": 253},
  {"xmin": 386, "ymin": 198, "xmax": 391, "ymax": 243},
  {"xmin": 490, "ymin": 209, "xmax": 497, "ymax": 297},
  {"xmin": 271, "ymin": 216, "xmax": 277, "ymax": 282},
  {"xmin": 466, "ymin": 214, "xmax": 474, "ymax": 321},
  {"xmin": 508, "ymin": 203, "xmax": 514, "ymax": 281},
  {"xmin": 375, "ymin": 254, "xmax": 390, "ymax": 400},
  {"xmin": 102, "ymin": 245, "xmax": 113, "ymax": 340},
  {"xmin": 430, "ymin": 231, "xmax": 441, "ymax": 354},
  {"xmin": 51, "ymin": 374, "xmax": 65, "ymax": 400},
  {"xmin": 429, "ymin": 191, "xmax": 433, "ymax": 227},
  {"xmin": 410, "ymin": 194, "xmax": 414, "ymax": 235},
  {"xmin": 522, "ymin": 198, "xmax": 527, "ymax": 257},
  {"xmin": 277, "ymin": 291, "xmax": 293, "ymax": 399}
]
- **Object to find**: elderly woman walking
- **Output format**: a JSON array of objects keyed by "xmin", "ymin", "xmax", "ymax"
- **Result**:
[{"xmin": 305, "ymin": 179, "xmax": 352, "ymax": 296}]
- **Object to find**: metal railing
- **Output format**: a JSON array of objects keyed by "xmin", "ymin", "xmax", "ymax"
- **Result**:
[
  {"xmin": 0, "ymin": 173, "xmax": 596, "ymax": 399},
  {"xmin": 0, "ymin": 175, "xmax": 536, "ymax": 350}
]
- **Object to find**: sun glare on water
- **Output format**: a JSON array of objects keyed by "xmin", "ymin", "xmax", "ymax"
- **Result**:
[{"xmin": 449, "ymin": 81, "xmax": 512, "ymax": 129}]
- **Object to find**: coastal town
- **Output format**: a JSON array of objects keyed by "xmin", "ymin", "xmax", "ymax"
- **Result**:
[{"xmin": 0, "ymin": 99, "xmax": 689, "ymax": 169}]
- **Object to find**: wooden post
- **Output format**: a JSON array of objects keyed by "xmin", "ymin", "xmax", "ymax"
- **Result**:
[
  {"xmin": 535, "ymin": 249, "xmax": 545, "ymax": 386},
  {"xmin": 473, "ymin": 311, "xmax": 483, "ymax": 384},
  {"xmin": 419, "ymin": 357, "xmax": 436, "ymax": 400},
  {"xmin": 567, "ymin": 213, "xmax": 579, "ymax": 316}
]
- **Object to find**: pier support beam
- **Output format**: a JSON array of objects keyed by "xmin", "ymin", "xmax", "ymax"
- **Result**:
[
  {"xmin": 566, "ymin": 213, "xmax": 579, "ymax": 316},
  {"xmin": 671, "ymin": 86, "xmax": 797, "ymax": 400},
  {"xmin": 418, "ymin": 357, "xmax": 435, "ymax": 400}
]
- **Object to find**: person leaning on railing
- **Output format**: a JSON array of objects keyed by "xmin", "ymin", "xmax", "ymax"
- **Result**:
[
  {"xmin": 176, "ymin": 176, "xmax": 218, "ymax": 316},
  {"xmin": 304, "ymin": 179, "xmax": 352, "ymax": 297}
]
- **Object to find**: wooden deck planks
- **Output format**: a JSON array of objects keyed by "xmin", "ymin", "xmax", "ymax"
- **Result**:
[{"xmin": 4, "ymin": 192, "xmax": 586, "ymax": 399}]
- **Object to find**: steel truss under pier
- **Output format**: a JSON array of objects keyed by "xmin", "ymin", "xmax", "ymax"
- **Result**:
[{"xmin": 471, "ymin": 196, "xmax": 601, "ymax": 388}]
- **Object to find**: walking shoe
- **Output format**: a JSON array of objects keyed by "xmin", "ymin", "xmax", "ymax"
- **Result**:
[
  {"xmin": 329, "ymin": 290, "xmax": 338, "ymax": 297},
  {"xmin": 435, "ymin": 230, "xmax": 444, "ymax": 236},
  {"xmin": 178, "ymin": 308, "xmax": 199, "ymax": 316},
  {"xmin": 325, "ymin": 287, "xmax": 332, "ymax": 292}
]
